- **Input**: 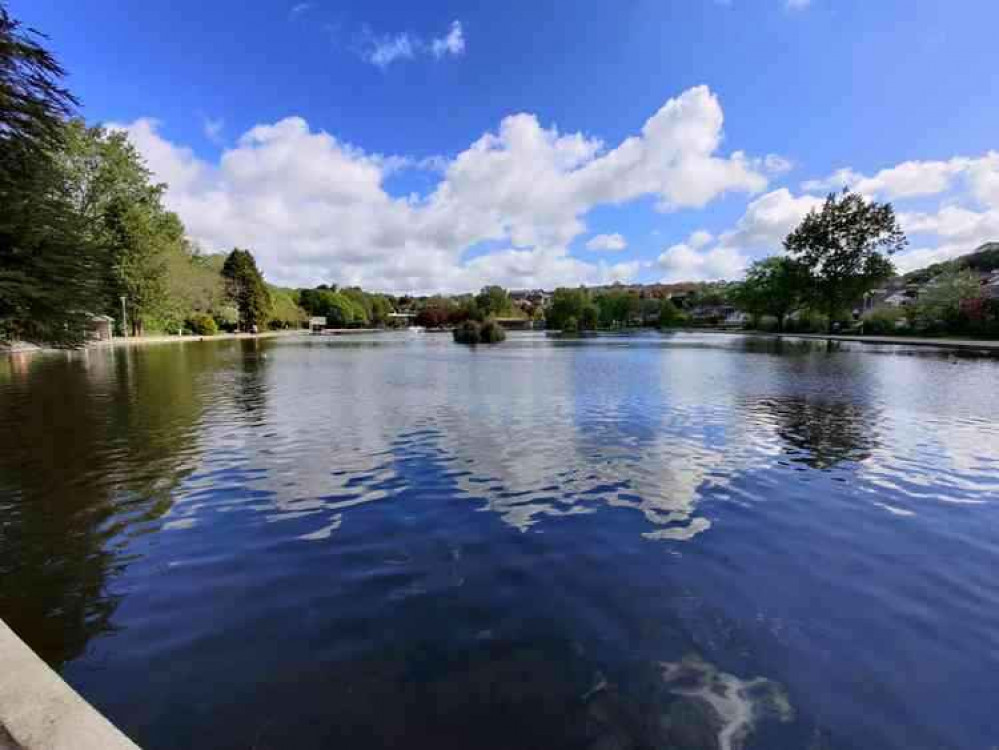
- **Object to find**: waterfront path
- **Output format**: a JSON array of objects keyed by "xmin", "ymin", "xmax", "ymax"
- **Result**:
[
  {"xmin": 739, "ymin": 331, "xmax": 999, "ymax": 351},
  {"xmin": 0, "ymin": 619, "xmax": 140, "ymax": 750}
]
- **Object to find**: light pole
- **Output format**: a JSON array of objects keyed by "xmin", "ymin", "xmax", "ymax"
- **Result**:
[{"xmin": 120, "ymin": 296, "xmax": 128, "ymax": 338}]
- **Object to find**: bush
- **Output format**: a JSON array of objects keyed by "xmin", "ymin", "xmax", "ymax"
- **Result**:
[
  {"xmin": 785, "ymin": 312, "xmax": 830, "ymax": 333},
  {"xmin": 478, "ymin": 318, "xmax": 507, "ymax": 343},
  {"xmin": 453, "ymin": 320, "xmax": 481, "ymax": 344},
  {"xmin": 862, "ymin": 307, "xmax": 905, "ymax": 335},
  {"xmin": 562, "ymin": 316, "xmax": 580, "ymax": 333},
  {"xmin": 756, "ymin": 315, "xmax": 779, "ymax": 332},
  {"xmin": 658, "ymin": 299, "xmax": 682, "ymax": 328},
  {"xmin": 453, "ymin": 318, "xmax": 507, "ymax": 345},
  {"xmin": 186, "ymin": 313, "xmax": 218, "ymax": 336}
]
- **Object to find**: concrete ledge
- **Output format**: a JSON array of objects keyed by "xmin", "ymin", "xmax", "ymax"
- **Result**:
[{"xmin": 0, "ymin": 620, "xmax": 140, "ymax": 750}]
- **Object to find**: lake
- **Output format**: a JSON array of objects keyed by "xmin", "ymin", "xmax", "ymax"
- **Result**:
[{"xmin": 1, "ymin": 331, "xmax": 998, "ymax": 749}]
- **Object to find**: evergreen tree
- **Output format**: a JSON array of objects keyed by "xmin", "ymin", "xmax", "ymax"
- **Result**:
[
  {"xmin": 0, "ymin": 5, "xmax": 101, "ymax": 344},
  {"xmin": 221, "ymin": 249, "xmax": 271, "ymax": 331}
]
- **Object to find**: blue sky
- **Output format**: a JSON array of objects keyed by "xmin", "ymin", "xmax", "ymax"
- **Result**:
[{"xmin": 14, "ymin": 0, "xmax": 999, "ymax": 293}]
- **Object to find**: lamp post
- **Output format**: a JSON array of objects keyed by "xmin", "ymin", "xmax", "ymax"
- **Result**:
[{"xmin": 120, "ymin": 296, "xmax": 128, "ymax": 338}]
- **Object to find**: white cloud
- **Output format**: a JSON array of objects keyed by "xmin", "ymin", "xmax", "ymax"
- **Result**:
[
  {"xmin": 202, "ymin": 116, "xmax": 224, "ymax": 145},
  {"xmin": 785, "ymin": 0, "xmax": 811, "ymax": 9},
  {"xmin": 967, "ymin": 152, "xmax": 999, "ymax": 208},
  {"xmin": 719, "ymin": 188, "xmax": 822, "ymax": 249},
  {"xmin": 688, "ymin": 229, "xmax": 714, "ymax": 248},
  {"xmin": 289, "ymin": 3, "xmax": 312, "ymax": 19},
  {"xmin": 657, "ymin": 241, "xmax": 746, "ymax": 282},
  {"xmin": 762, "ymin": 153, "xmax": 793, "ymax": 174},
  {"xmin": 363, "ymin": 31, "xmax": 416, "ymax": 68},
  {"xmin": 585, "ymin": 233, "xmax": 627, "ymax": 252},
  {"xmin": 431, "ymin": 21, "xmax": 465, "ymax": 59},
  {"xmin": 359, "ymin": 20, "xmax": 466, "ymax": 68},
  {"xmin": 801, "ymin": 154, "xmax": 999, "ymax": 202},
  {"xmin": 799, "ymin": 151, "xmax": 999, "ymax": 273},
  {"xmin": 655, "ymin": 189, "xmax": 822, "ymax": 282},
  {"xmin": 113, "ymin": 86, "xmax": 770, "ymax": 293}
]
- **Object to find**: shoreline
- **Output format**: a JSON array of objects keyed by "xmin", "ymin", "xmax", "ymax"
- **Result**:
[
  {"xmin": 685, "ymin": 328, "xmax": 999, "ymax": 351},
  {"xmin": 0, "ymin": 619, "xmax": 140, "ymax": 750},
  {"xmin": 7, "ymin": 327, "xmax": 999, "ymax": 356},
  {"xmin": 2, "ymin": 329, "xmax": 307, "ymax": 356}
]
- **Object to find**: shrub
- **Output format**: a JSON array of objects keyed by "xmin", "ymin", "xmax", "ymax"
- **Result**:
[
  {"xmin": 658, "ymin": 299, "xmax": 682, "ymax": 328},
  {"xmin": 453, "ymin": 320, "xmax": 481, "ymax": 344},
  {"xmin": 186, "ymin": 313, "xmax": 218, "ymax": 336},
  {"xmin": 862, "ymin": 307, "xmax": 905, "ymax": 335},
  {"xmin": 562, "ymin": 316, "xmax": 580, "ymax": 333},
  {"xmin": 454, "ymin": 318, "xmax": 506, "ymax": 346},
  {"xmin": 453, "ymin": 318, "xmax": 507, "ymax": 345},
  {"xmin": 785, "ymin": 312, "xmax": 830, "ymax": 333},
  {"xmin": 478, "ymin": 318, "xmax": 507, "ymax": 343}
]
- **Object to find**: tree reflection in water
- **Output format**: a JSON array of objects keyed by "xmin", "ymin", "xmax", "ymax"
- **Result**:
[
  {"xmin": 756, "ymin": 396, "xmax": 875, "ymax": 469},
  {"xmin": 0, "ymin": 344, "xmax": 217, "ymax": 666}
]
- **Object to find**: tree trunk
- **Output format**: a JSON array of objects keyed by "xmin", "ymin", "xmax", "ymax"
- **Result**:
[{"xmin": 776, "ymin": 313, "xmax": 785, "ymax": 333}]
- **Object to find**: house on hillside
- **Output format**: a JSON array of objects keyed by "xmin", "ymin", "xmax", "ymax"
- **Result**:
[{"xmin": 985, "ymin": 270, "xmax": 999, "ymax": 299}]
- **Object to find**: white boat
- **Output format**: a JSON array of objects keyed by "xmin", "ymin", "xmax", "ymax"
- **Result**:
[{"xmin": 407, "ymin": 326, "xmax": 426, "ymax": 333}]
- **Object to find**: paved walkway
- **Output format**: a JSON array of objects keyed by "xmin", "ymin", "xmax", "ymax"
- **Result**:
[
  {"xmin": 0, "ymin": 619, "xmax": 140, "ymax": 749},
  {"xmin": 756, "ymin": 332, "xmax": 999, "ymax": 351}
]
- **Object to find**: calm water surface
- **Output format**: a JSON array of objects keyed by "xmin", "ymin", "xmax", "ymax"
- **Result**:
[{"xmin": 1, "ymin": 332, "xmax": 998, "ymax": 749}]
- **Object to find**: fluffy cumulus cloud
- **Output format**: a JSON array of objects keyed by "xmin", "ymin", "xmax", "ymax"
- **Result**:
[
  {"xmin": 803, "ymin": 152, "xmax": 999, "ymax": 271},
  {"xmin": 656, "ymin": 188, "xmax": 822, "ymax": 282},
  {"xmin": 586, "ymin": 233, "xmax": 628, "ymax": 252},
  {"xmin": 359, "ymin": 19, "xmax": 465, "ymax": 68},
  {"xmin": 115, "ymin": 86, "xmax": 771, "ymax": 293},
  {"xmin": 658, "ymin": 238, "xmax": 746, "ymax": 282}
]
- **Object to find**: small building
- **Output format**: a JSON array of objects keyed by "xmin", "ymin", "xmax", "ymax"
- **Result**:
[
  {"xmin": 309, "ymin": 316, "xmax": 327, "ymax": 333},
  {"xmin": 88, "ymin": 314, "xmax": 114, "ymax": 342},
  {"xmin": 985, "ymin": 271, "xmax": 999, "ymax": 300}
]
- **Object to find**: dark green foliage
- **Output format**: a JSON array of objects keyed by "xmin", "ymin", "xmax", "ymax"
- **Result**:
[
  {"xmin": 785, "ymin": 190, "xmax": 905, "ymax": 332},
  {"xmin": 453, "ymin": 319, "xmax": 481, "ymax": 344},
  {"xmin": 580, "ymin": 304, "xmax": 599, "ymax": 331},
  {"xmin": 185, "ymin": 313, "xmax": 218, "ymax": 336},
  {"xmin": 0, "ymin": 6, "xmax": 99, "ymax": 344},
  {"xmin": 546, "ymin": 287, "xmax": 590, "ymax": 330},
  {"xmin": 595, "ymin": 289, "xmax": 640, "ymax": 328},
  {"xmin": 478, "ymin": 318, "xmax": 506, "ymax": 343},
  {"xmin": 658, "ymin": 298, "xmax": 682, "ymax": 328},
  {"xmin": 0, "ymin": 6, "xmax": 77, "ymax": 152},
  {"xmin": 298, "ymin": 286, "xmax": 381, "ymax": 328},
  {"xmin": 453, "ymin": 318, "xmax": 506, "ymax": 345},
  {"xmin": 730, "ymin": 256, "xmax": 810, "ymax": 331},
  {"xmin": 475, "ymin": 285, "xmax": 512, "ymax": 318},
  {"xmin": 221, "ymin": 249, "xmax": 271, "ymax": 331}
]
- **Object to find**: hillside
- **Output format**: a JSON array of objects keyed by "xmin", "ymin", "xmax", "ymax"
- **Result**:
[{"xmin": 903, "ymin": 242, "xmax": 999, "ymax": 284}]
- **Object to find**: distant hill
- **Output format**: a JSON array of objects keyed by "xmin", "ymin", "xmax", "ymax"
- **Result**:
[{"xmin": 903, "ymin": 242, "xmax": 999, "ymax": 284}]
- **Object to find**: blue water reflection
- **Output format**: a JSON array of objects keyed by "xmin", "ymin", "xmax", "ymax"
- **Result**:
[{"xmin": 1, "ymin": 332, "xmax": 997, "ymax": 749}]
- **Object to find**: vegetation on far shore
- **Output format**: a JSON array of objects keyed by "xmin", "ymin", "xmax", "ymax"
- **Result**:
[{"xmin": 2, "ymin": 3, "xmax": 996, "ymax": 349}]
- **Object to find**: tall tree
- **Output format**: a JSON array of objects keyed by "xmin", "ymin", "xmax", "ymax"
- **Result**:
[
  {"xmin": 475, "ymin": 285, "xmax": 512, "ymax": 319},
  {"xmin": 784, "ymin": 190, "xmax": 905, "ymax": 331},
  {"xmin": 0, "ymin": 5, "xmax": 103, "ymax": 344},
  {"xmin": 57, "ymin": 122, "xmax": 186, "ymax": 335},
  {"xmin": 0, "ymin": 5, "xmax": 76, "ymax": 151},
  {"xmin": 732, "ymin": 255, "xmax": 811, "ymax": 332},
  {"xmin": 104, "ymin": 198, "xmax": 184, "ymax": 335},
  {"xmin": 222, "ymin": 249, "xmax": 271, "ymax": 331}
]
